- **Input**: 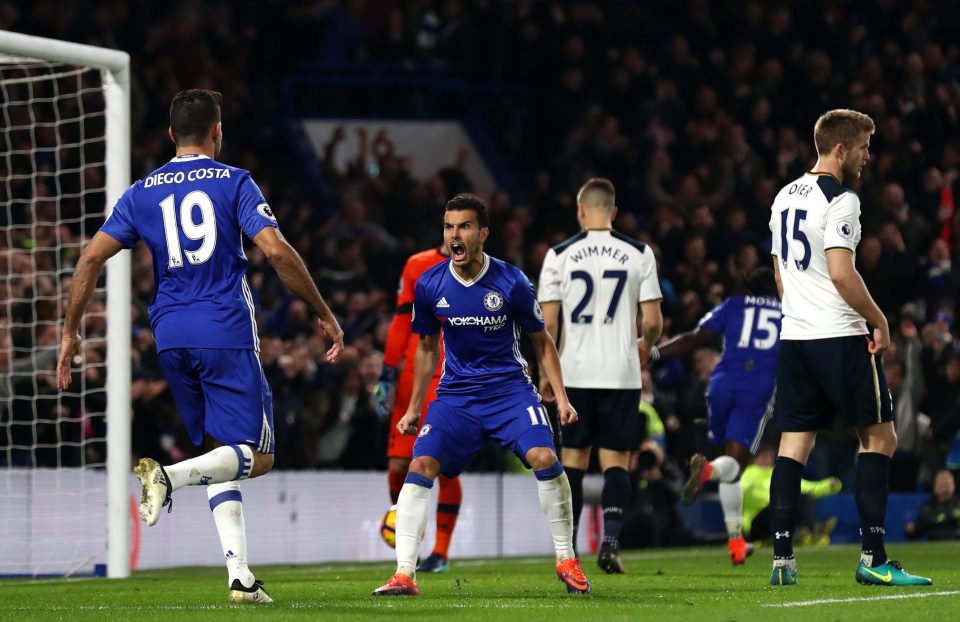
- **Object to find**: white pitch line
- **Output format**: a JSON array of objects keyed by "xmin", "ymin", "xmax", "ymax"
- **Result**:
[{"xmin": 764, "ymin": 590, "xmax": 960, "ymax": 608}]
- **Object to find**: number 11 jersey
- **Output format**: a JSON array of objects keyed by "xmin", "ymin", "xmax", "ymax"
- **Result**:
[
  {"xmin": 100, "ymin": 154, "xmax": 278, "ymax": 352},
  {"xmin": 769, "ymin": 171, "xmax": 867, "ymax": 340},
  {"xmin": 538, "ymin": 229, "xmax": 662, "ymax": 389}
]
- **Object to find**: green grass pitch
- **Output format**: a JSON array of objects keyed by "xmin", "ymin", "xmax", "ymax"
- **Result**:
[{"xmin": 2, "ymin": 542, "xmax": 958, "ymax": 621}]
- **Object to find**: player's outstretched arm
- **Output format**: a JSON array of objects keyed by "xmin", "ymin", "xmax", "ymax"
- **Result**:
[
  {"xmin": 644, "ymin": 325, "xmax": 715, "ymax": 364},
  {"xmin": 398, "ymin": 333, "xmax": 441, "ymax": 435},
  {"xmin": 253, "ymin": 227, "xmax": 344, "ymax": 362},
  {"xmin": 528, "ymin": 330, "xmax": 577, "ymax": 426},
  {"xmin": 826, "ymin": 249, "xmax": 889, "ymax": 353},
  {"xmin": 58, "ymin": 232, "xmax": 124, "ymax": 389}
]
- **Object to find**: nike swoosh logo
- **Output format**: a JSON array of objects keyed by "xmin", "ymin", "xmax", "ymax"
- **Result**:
[{"xmin": 862, "ymin": 567, "xmax": 892, "ymax": 582}]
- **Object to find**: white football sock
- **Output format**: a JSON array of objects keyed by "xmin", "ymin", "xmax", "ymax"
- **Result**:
[
  {"xmin": 719, "ymin": 481, "xmax": 744, "ymax": 539},
  {"xmin": 537, "ymin": 471, "xmax": 575, "ymax": 560},
  {"xmin": 208, "ymin": 481, "xmax": 255, "ymax": 588},
  {"xmin": 710, "ymin": 455, "xmax": 741, "ymax": 483},
  {"xmin": 166, "ymin": 445, "xmax": 254, "ymax": 492},
  {"xmin": 395, "ymin": 482, "xmax": 432, "ymax": 577}
]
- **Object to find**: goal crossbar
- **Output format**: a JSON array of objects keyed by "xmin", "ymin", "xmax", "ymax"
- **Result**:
[{"xmin": 0, "ymin": 29, "xmax": 132, "ymax": 579}]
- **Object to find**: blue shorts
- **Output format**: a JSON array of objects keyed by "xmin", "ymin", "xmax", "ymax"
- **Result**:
[
  {"xmin": 412, "ymin": 388, "xmax": 556, "ymax": 478},
  {"xmin": 158, "ymin": 348, "xmax": 275, "ymax": 453},
  {"xmin": 706, "ymin": 386, "xmax": 774, "ymax": 454}
]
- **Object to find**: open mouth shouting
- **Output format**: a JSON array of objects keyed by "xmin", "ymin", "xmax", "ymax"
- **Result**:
[{"xmin": 450, "ymin": 240, "xmax": 467, "ymax": 263}]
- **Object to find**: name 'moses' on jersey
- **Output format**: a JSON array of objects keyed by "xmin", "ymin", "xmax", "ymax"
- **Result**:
[
  {"xmin": 100, "ymin": 153, "xmax": 278, "ymax": 352},
  {"xmin": 537, "ymin": 230, "xmax": 662, "ymax": 389},
  {"xmin": 699, "ymin": 295, "xmax": 781, "ymax": 396},
  {"xmin": 769, "ymin": 172, "xmax": 867, "ymax": 340},
  {"xmin": 411, "ymin": 254, "xmax": 545, "ymax": 396}
]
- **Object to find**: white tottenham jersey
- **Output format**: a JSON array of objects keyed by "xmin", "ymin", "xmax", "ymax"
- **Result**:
[
  {"xmin": 769, "ymin": 172, "xmax": 868, "ymax": 340},
  {"xmin": 538, "ymin": 229, "xmax": 662, "ymax": 389}
]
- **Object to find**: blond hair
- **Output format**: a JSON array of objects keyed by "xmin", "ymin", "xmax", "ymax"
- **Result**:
[
  {"xmin": 813, "ymin": 109, "xmax": 875, "ymax": 155},
  {"xmin": 577, "ymin": 177, "xmax": 616, "ymax": 210}
]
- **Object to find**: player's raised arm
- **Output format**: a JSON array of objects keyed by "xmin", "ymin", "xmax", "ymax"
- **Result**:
[
  {"xmin": 252, "ymin": 226, "xmax": 344, "ymax": 362},
  {"xmin": 398, "ymin": 333, "xmax": 441, "ymax": 435},
  {"xmin": 57, "ymin": 231, "xmax": 125, "ymax": 389}
]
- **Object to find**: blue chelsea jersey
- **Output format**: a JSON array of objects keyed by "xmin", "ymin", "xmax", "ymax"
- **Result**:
[
  {"xmin": 100, "ymin": 154, "xmax": 278, "ymax": 352},
  {"xmin": 698, "ymin": 295, "xmax": 781, "ymax": 394},
  {"xmin": 411, "ymin": 254, "xmax": 546, "ymax": 396}
]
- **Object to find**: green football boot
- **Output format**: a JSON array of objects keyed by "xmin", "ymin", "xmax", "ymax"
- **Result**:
[
  {"xmin": 770, "ymin": 565, "xmax": 799, "ymax": 586},
  {"xmin": 856, "ymin": 560, "xmax": 933, "ymax": 586}
]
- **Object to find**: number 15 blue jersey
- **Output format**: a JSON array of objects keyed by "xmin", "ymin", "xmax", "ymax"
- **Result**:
[
  {"xmin": 100, "ymin": 154, "xmax": 278, "ymax": 352},
  {"xmin": 698, "ymin": 295, "xmax": 781, "ymax": 396}
]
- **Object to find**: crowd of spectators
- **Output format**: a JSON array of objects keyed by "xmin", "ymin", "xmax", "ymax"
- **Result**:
[{"xmin": 3, "ymin": 1, "xmax": 960, "ymax": 496}]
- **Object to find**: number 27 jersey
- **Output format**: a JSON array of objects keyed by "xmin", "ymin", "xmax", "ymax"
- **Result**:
[
  {"xmin": 100, "ymin": 154, "xmax": 278, "ymax": 352},
  {"xmin": 769, "ymin": 172, "xmax": 867, "ymax": 340},
  {"xmin": 538, "ymin": 229, "xmax": 662, "ymax": 389}
]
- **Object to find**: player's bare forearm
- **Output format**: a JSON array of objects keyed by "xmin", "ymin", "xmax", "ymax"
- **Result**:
[
  {"xmin": 255, "ymin": 228, "xmax": 344, "ymax": 357},
  {"xmin": 827, "ymin": 251, "xmax": 887, "ymax": 329},
  {"xmin": 530, "ymin": 330, "xmax": 577, "ymax": 425},
  {"xmin": 63, "ymin": 254, "xmax": 104, "ymax": 337},
  {"xmin": 655, "ymin": 327, "xmax": 713, "ymax": 359},
  {"xmin": 58, "ymin": 232, "xmax": 122, "ymax": 389},
  {"xmin": 271, "ymin": 244, "xmax": 334, "ymax": 322},
  {"xmin": 529, "ymin": 330, "xmax": 568, "ymax": 404},
  {"xmin": 835, "ymin": 275, "xmax": 886, "ymax": 329},
  {"xmin": 540, "ymin": 301, "xmax": 561, "ymax": 342},
  {"xmin": 406, "ymin": 333, "xmax": 440, "ymax": 418},
  {"xmin": 640, "ymin": 300, "xmax": 663, "ymax": 349}
]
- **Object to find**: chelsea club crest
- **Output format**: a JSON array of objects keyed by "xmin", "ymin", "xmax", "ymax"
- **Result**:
[{"xmin": 483, "ymin": 291, "xmax": 503, "ymax": 312}]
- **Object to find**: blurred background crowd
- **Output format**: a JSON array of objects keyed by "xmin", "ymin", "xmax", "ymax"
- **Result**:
[{"xmin": 3, "ymin": 0, "xmax": 960, "ymax": 520}]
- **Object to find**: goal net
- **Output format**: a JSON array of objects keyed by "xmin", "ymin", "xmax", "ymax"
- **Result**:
[{"xmin": 0, "ymin": 32, "xmax": 131, "ymax": 578}]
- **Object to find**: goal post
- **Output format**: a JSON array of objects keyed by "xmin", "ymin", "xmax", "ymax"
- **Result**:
[{"xmin": 0, "ymin": 30, "xmax": 131, "ymax": 578}]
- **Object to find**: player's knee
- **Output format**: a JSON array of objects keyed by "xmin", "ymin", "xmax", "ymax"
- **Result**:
[
  {"xmin": 250, "ymin": 451, "xmax": 274, "ymax": 478},
  {"xmin": 525, "ymin": 447, "xmax": 558, "ymax": 471},
  {"xmin": 409, "ymin": 456, "xmax": 440, "ymax": 480}
]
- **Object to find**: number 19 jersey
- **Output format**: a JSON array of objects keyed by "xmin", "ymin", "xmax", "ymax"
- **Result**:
[
  {"xmin": 100, "ymin": 154, "xmax": 278, "ymax": 352},
  {"xmin": 538, "ymin": 229, "xmax": 662, "ymax": 389},
  {"xmin": 769, "ymin": 172, "xmax": 867, "ymax": 340}
]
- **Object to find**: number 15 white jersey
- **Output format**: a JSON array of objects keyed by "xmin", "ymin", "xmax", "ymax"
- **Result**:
[
  {"xmin": 769, "ymin": 171, "xmax": 868, "ymax": 340},
  {"xmin": 538, "ymin": 229, "xmax": 662, "ymax": 389}
]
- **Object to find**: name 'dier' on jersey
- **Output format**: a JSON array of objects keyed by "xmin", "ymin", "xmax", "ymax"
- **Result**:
[
  {"xmin": 769, "ymin": 172, "xmax": 868, "ymax": 340},
  {"xmin": 411, "ymin": 255, "xmax": 546, "ymax": 397},
  {"xmin": 538, "ymin": 230, "xmax": 662, "ymax": 390}
]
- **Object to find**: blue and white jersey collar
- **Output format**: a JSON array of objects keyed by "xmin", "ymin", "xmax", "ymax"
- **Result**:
[
  {"xmin": 449, "ymin": 253, "xmax": 490, "ymax": 287},
  {"xmin": 169, "ymin": 154, "xmax": 211, "ymax": 162}
]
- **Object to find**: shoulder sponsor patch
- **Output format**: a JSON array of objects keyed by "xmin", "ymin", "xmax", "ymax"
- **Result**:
[
  {"xmin": 257, "ymin": 202, "xmax": 276, "ymax": 221},
  {"xmin": 836, "ymin": 221, "xmax": 854, "ymax": 239},
  {"xmin": 534, "ymin": 300, "xmax": 543, "ymax": 322}
]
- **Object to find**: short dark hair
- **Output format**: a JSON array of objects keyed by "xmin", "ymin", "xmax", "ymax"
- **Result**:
[
  {"xmin": 746, "ymin": 267, "xmax": 779, "ymax": 298},
  {"xmin": 444, "ymin": 193, "xmax": 489, "ymax": 228},
  {"xmin": 169, "ymin": 89, "xmax": 222, "ymax": 146}
]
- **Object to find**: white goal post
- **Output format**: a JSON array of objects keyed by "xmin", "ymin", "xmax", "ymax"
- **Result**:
[{"xmin": 0, "ymin": 30, "xmax": 131, "ymax": 578}]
